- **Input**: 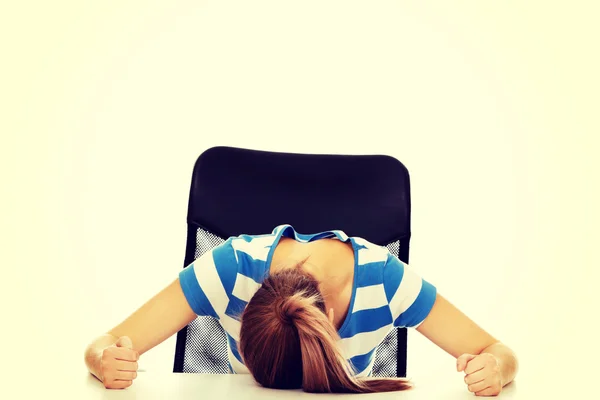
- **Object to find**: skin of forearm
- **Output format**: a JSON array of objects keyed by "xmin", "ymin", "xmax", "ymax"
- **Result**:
[
  {"xmin": 84, "ymin": 333, "xmax": 119, "ymax": 380},
  {"xmin": 480, "ymin": 341, "xmax": 518, "ymax": 386}
]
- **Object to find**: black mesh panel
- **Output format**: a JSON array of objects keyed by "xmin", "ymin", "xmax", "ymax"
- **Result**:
[
  {"xmin": 183, "ymin": 229, "xmax": 228, "ymax": 374},
  {"xmin": 371, "ymin": 240, "xmax": 400, "ymax": 377},
  {"xmin": 182, "ymin": 228, "xmax": 402, "ymax": 377}
]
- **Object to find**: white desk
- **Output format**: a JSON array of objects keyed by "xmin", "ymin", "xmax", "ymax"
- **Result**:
[{"xmin": 69, "ymin": 371, "xmax": 521, "ymax": 399}]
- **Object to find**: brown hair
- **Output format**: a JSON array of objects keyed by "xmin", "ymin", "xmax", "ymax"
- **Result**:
[{"xmin": 238, "ymin": 267, "xmax": 412, "ymax": 393}]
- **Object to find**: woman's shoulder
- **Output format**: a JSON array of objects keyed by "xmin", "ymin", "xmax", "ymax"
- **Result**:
[{"xmin": 207, "ymin": 231, "xmax": 283, "ymax": 284}]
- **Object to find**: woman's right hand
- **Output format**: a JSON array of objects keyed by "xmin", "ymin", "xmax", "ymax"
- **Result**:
[
  {"xmin": 99, "ymin": 336, "xmax": 139, "ymax": 389},
  {"xmin": 85, "ymin": 278, "xmax": 197, "ymax": 388}
]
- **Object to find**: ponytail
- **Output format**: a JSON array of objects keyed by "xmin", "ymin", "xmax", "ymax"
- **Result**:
[{"xmin": 239, "ymin": 269, "xmax": 412, "ymax": 393}]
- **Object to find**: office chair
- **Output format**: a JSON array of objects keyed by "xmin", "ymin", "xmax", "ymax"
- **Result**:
[{"xmin": 173, "ymin": 146, "xmax": 412, "ymax": 377}]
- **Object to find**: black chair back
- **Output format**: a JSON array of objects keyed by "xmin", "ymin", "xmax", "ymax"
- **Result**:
[{"xmin": 174, "ymin": 146, "xmax": 412, "ymax": 377}]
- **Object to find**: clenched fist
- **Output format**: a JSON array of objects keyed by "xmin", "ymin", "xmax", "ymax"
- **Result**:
[
  {"xmin": 99, "ymin": 336, "xmax": 139, "ymax": 389},
  {"xmin": 457, "ymin": 353, "xmax": 502, "ymax": 396}
]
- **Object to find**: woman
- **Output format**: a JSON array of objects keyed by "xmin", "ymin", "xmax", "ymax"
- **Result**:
[{"xmin": 84, "ymin": 224, "xmax": 518, "ymax": 395}]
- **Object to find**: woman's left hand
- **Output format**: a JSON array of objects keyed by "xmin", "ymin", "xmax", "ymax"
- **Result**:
[{"xmin": 457, "ymin": 353, "xmax": 503, "ymax": 396}]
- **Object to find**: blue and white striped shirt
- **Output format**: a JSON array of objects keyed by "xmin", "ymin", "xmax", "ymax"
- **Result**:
[{"xmin": 179, "ymin": 224, "xmax": 437, "ymax": 376}]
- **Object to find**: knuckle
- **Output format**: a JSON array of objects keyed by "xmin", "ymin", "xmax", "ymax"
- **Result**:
[
  {"xmin": 126, "ymin": 350, "xmax": 137, "ymax": 361},
  {"xmin": 133, "ymin": 371, "xmax": 138, "ymax": 379},
  {"xmin": 103, "ymin": 361, "xmax": 114, "ymax": 372},
  {"xmin": 102, "ymin": 372, "xmax": 113, "ymax": 383},
  {"xmin": 102, "ymin": 361, "xmax": 113, "ymax": 373}
]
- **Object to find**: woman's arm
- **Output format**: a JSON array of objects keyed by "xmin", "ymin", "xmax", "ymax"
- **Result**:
[
  {"xmin": 416, "ymin": 293, "xmax": 518, "ymax": 393},
  {"xmin": 84, "ymin": 278, "xmax": 196, "ymax": 380}
]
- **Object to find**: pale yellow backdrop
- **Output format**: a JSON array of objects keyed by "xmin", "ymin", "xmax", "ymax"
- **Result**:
[{"xmin": 1, "ymin": 1, "xmax": 598, "ymax": 398}]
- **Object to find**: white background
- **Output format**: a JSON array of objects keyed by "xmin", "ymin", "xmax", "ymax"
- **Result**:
[{"xmin": 2, "ymin": 1, "xmax": 599, "ymax": 397}]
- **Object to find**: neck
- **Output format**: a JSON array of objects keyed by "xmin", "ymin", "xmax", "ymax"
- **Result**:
[{"xmin": 270, "ymin": 239, "xmax": 354, "ymax": 330}]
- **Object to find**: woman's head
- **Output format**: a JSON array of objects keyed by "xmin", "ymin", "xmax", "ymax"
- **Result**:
[{"xmin": 238, "ymin": 266, "xmax": 412, "ymax": 393}]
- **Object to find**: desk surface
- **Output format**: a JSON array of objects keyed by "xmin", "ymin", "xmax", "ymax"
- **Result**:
[{"xmin": 71, "ymin": 371, "xmax": 521, "ymax": 399}]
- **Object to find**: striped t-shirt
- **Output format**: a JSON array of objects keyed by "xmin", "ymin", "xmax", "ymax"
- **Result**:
[{"xmin": 178, "ymin": 224, "xmax": 437, "ymax": 377}]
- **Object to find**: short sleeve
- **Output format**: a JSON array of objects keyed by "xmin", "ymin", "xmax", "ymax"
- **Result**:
[
  {"xmin": 382, "ymin": 254, "xmax": 437, "ymax": 328},
  {"xmin": 178, "ymin": 238, "xmax": 239, "ymax": 318}
]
